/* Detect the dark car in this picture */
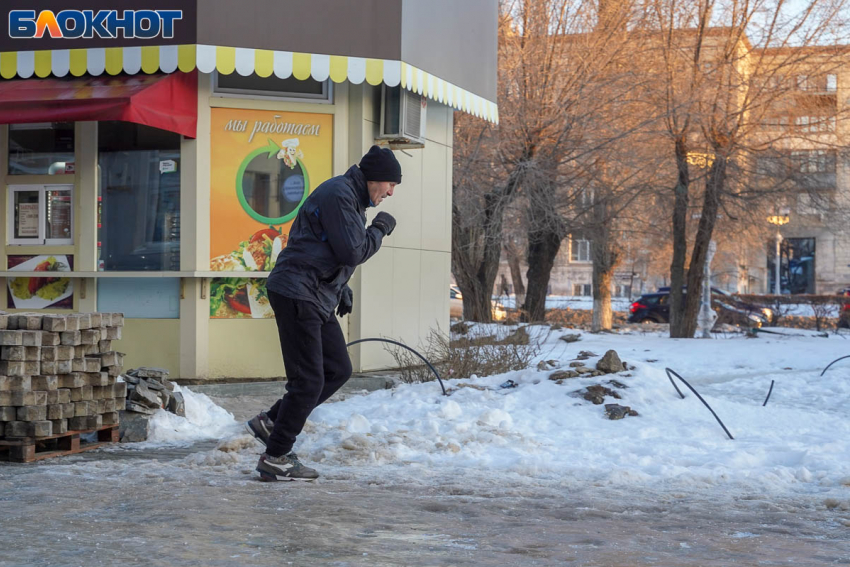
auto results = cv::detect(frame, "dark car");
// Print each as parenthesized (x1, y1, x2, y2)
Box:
(628, 293, 670, 324)
(628, 288, 772, 327)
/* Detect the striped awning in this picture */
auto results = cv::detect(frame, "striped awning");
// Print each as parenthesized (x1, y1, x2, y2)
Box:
(0, 45, 499, 123)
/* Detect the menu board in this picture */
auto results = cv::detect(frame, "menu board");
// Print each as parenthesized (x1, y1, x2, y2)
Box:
(17, 203, 39, 237)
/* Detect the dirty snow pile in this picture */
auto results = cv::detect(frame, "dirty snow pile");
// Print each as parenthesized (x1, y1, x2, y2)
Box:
(146, 384, 238, 444)
(144, 325, 850, 493)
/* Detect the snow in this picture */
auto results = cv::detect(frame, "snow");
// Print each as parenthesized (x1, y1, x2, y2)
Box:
(127, 325, 850, 498)
(496, 294, 633, 311)
(145, 384, 238, 444)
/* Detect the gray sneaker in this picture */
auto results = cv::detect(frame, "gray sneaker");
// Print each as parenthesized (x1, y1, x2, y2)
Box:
(257, 452, 319, 482)
(245, 412, 274, 446)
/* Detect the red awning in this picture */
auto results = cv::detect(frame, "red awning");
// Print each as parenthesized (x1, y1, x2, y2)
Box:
(0, 71, 197, 139)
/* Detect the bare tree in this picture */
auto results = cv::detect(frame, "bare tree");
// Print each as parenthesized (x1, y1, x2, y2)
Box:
(516, 0, 653, 322)
(644, 0, 850, 337)
(452, 0, 561, 322)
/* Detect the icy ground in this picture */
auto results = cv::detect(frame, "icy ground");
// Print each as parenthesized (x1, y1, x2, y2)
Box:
(2, 325, 850, 566)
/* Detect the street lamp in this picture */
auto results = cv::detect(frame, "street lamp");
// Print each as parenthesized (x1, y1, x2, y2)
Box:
(767, 208, 791, 295)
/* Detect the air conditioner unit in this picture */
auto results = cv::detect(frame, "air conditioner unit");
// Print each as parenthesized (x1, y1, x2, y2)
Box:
(378, 85, 427, 148)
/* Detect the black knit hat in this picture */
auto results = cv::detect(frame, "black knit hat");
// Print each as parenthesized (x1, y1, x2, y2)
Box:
(359, 145, 402, 184)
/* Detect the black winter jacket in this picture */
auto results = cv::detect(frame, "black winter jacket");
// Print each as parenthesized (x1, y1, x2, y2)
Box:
(266, 165, 385, 317)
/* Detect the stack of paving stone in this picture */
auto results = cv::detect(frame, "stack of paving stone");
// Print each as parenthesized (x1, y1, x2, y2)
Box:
(0, 312, 127, 440)
(124, 367, 184, 416)
(119, 367, 184, 443)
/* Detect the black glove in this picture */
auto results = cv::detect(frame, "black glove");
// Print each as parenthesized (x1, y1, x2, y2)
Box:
(337, 286, 353, 317)
(371, 211, 397, 237)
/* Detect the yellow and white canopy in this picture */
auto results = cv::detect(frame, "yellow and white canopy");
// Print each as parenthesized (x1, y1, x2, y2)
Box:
(0, 44, 499, 123)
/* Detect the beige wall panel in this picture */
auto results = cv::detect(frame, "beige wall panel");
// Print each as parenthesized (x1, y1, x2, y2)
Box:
(75, 122, 98, 273)
(445, 135, 453, 246)
(361, 121, 379, 158)
(355, 244, 395, 370)
(357, 247, 426, 370)
(179, 74, 213, 380)
(421, 142, 450, 253)
(391, 247, 424, 345)
(208, 319, 284, 379)
(424, 102, 451, 147)
(387, 149, 424, 251)
(362, 85, 380, 125)
(419, 250, 451, 340)
(115, 320, 181, 379)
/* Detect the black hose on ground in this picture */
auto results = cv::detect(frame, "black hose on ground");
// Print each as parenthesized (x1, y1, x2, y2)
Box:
(753, 328, 791, 336)
(664, 367, 735, 440)
(665, 368, 686, 399)
(820, 355, 850, 377)
(346, 338, 447, 396)
(763, 380, 775, 407)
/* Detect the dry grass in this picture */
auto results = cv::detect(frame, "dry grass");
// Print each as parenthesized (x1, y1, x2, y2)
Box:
(386, 327, 543, 384)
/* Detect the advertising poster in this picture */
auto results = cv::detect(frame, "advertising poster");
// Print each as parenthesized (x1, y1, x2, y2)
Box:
(7, 255, 74, 310)
(209, 109, 334, 318)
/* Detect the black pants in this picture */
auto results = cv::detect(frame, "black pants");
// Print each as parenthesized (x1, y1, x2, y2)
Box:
(265, 291, 352, 457)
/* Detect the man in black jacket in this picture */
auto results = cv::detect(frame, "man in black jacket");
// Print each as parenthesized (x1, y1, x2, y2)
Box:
(246, 145, 400, 481)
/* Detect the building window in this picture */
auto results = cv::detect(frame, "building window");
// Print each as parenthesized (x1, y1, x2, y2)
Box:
(98, 122, 181, 271)
(570, 238, 591, 263)
(7, 185, 74, 245)
(614, 284, 631, 298)
(8, 122, 75, 176)
(797, 74, 837, 93)
(794, 115, 836, 133)
(213, 72, 332, 103)
(97, 278, 180, 319)
(757, 154, 788, 177)
(573, 284, 592, 297)
(791, 150, 836, 173)
(826, 74, 837, 92)
(762, 115, 789, 131)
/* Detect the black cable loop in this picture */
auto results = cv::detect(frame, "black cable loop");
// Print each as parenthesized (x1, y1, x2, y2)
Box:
(821, 355, 850, 377)
(665, 368, 734, 440)
(347, 338, 447, 396)
(762, 380, 775, 407)
(665, 368, 686, 399)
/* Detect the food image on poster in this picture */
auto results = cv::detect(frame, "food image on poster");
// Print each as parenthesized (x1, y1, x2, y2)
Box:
(209, 226, 285, 319)
(7, 255, 74, 310)
(209, 109, 333, 319)
(209, 278, 274, 319)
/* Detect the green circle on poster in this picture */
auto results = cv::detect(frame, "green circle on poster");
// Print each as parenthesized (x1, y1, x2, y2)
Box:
(235, 142, 310, 224)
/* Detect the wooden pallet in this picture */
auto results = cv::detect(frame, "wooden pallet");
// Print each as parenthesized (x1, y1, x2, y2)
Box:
(0, 425, 119, 463)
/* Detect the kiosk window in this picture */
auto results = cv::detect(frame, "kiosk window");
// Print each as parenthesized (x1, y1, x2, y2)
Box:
(214, 72, 331, 102)
(7, 185, 73, 245)
(8, 122, 75, 175)
(98, 122, 181, 271)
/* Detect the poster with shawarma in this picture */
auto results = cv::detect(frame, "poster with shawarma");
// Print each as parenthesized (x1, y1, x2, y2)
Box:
(208, 108, 334, 319)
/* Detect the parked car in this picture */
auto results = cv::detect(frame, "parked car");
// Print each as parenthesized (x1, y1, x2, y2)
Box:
(450, 285, 507, 321)
(628, 288, 772, 327)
